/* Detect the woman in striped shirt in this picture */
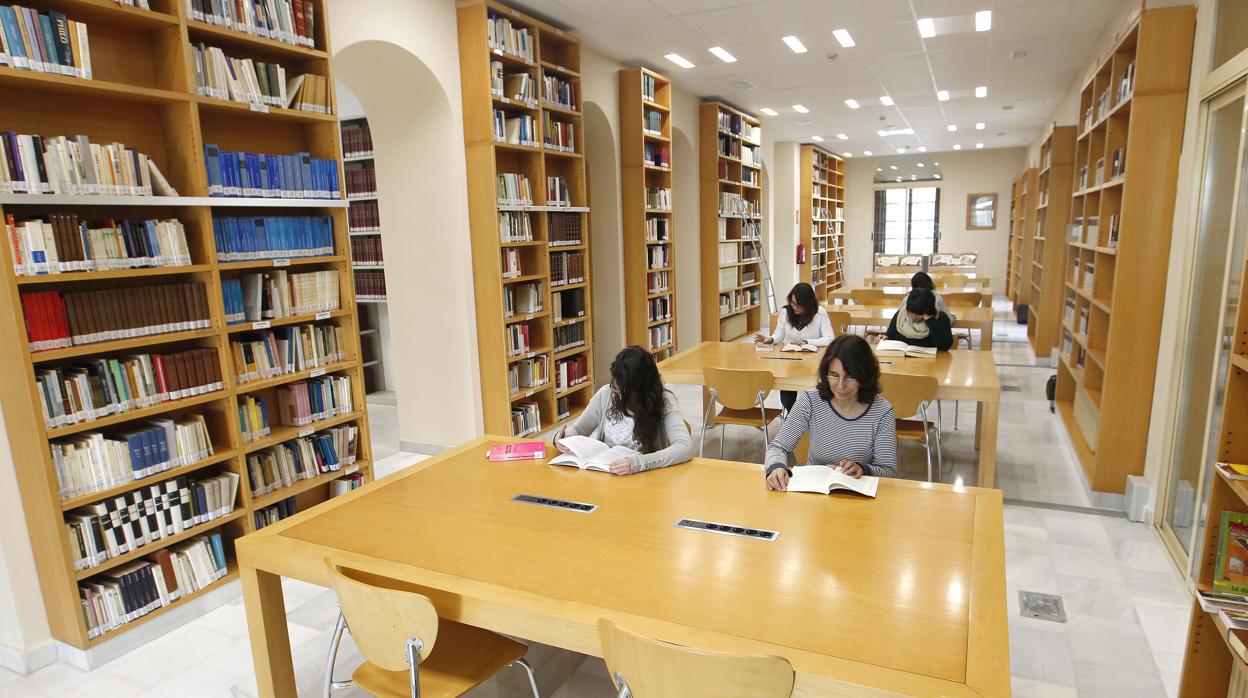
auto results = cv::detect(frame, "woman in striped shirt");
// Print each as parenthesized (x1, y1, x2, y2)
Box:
(764, 334, 898, 490)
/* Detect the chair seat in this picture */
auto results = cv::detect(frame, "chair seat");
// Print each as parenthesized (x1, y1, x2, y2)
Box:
(896, 418, 935, 441)
(712, 406, 783, 427)
(352, 620, 527, 698)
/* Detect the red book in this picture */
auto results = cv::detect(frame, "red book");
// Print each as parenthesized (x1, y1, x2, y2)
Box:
(152, 354, 168, 395)
(485, 442, 546, 461)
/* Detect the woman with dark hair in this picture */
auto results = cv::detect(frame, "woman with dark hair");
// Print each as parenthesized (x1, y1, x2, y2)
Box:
(904, 271, 953, 320)
(764, 335, 897, 490)
(754, 282, 836, 412)
(884, 288, 954, 351)
(551, 346, 692, 474)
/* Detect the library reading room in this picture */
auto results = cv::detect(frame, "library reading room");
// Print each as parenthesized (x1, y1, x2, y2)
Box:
(0, 0, 1245, 696)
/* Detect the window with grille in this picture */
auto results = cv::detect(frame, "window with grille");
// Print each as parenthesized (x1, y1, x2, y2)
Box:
(873, 187, 941, 254)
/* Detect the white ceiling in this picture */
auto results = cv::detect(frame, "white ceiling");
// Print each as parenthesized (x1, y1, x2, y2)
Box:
(511, 0, 1121, 155)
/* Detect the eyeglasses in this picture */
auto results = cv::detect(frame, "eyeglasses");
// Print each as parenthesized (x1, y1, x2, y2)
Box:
(825, 372, 858, 386)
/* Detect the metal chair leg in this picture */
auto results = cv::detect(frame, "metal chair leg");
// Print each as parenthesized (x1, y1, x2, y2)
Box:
(934, 416, 944, 482)
(720, 423, 726, 460)
(511, 658, 542, 697)
(324, 609, 356, 697)
(700, 394, 717, 458)
(954, 400, 960, 430)
(937, 400, 943, 430)
(759, 392, 770, 461)
(921, 402, 933, 483)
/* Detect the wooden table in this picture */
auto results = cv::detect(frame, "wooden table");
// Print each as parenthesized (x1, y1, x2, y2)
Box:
(836, 305, 996, 349)
(865, 273, 991, 288)
(828, 286, 992, 306)
(238, 437, 1009, 698)
(659, 342, 1001, 488)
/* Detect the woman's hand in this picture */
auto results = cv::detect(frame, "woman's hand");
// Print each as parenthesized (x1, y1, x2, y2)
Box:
(834, 460, 864, 478)
(608, 458, 633, 476)
(793, 337, 807, 346)
(553, 427, 570, 453)
(766, 468, 790, 491)
(753, 334, 773, 344)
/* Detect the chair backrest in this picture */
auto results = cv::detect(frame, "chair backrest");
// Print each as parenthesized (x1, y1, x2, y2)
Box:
(703, 367, 774, 410)
(597, 619, 794, 698)
(827, 310, 852, 336)
(326, 559, 439, 671)
(884, 373, 940, 420)
(943, 291, 983, 308)
(939, 274, 969, 288)
(848, 288, 885, 305)
(792, 430, 810, 465)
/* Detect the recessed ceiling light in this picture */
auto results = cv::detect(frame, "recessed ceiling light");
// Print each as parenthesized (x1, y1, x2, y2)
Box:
(896, 177, 903, 182)
(664, 53, 694, 69)
(917, 163, 925, 168)
(863, 150, 873, 156)
(792, 104, 809, 113)
(918, 146, 927, 152)
(876, 167, 882, 172)
(975, 85, 988, 98)
(843, 152, 853, 157)
(810, 135, 824, 142)
(917, 17, 936, 38)
(889, 165, 899, 170)
(937, 90, 950, 101)
(976, 142, 984, 148)
(896, 147, 906, 153)
(975, 122, 985, 130)
(953, 144, 962, 150)
(782, 35, 808, 53)
(708, 46, 737, 63)
(833, 29, 855, 48)
(911, 174, 917, 179)
(947, 124, 957, 132)
(934, 174, 942, 179)
(880, 95, 894, 106)
(878, 128, 914, 136)
(845, 99, 860, 109)
(836, 133, 848, 140)
(760, 107, 778, 116)
(933, 162, 939, 166)
(975, 10, 991, 32)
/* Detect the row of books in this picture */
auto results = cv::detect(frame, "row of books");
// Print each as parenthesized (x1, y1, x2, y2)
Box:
(648, 245, 670, 270)
(214, 215, 334, 262)
(285, 74, 332, 115)
(23, 283, 211, 353)
(644, 142, 670, 168)
(329, 472, 363, 497)
(648, 295, 671, 322)
(192, 43, 298, 109)
(504, 281, 541, 316)
(492, 68, 536, 105)
(246, 425, 358, 497)
(511, 401, 540, 437)
(187, 0, 317, 49)
(741, 144, 760, 167)
(552, 288, 583, 322)
(0, 133, 175, 196)
(347, 199, 380, 233)
(542, 75, 577, 111)
(553, 322, 584, 352)
(350, 236, 383, 267)
(719, 192, 760, 217)
(341, 123, 373, 159)
(276, 375, 352, 427)
(556, 396, 572, 422)
(547, 176, 571, 206)
(36, 349, 223, 431)
(646, 217, 669, 242)
(499, 211, 533, 243)
(717, 110, 741, 135)
(550, 250, 584, 287)
(649, 323, 672, 350)
(543, 113, 575, 152)
(486, 12, 533, 62)
(509, 355, 547, 393)
(0, 5, 92, 78)
(506, 321, 535, 356)
(646, 187, 671, 210)
(51, 414, 214, 502)
(8, 215, 192, 276)
(345, 168, 377, 198)
(644, 109, 662, 134)
(550, 212, 582, 245)
(494, 110, 537, 147)
(648, 270, 670, 294)
(80, 532, 227, 639)
(66, 472, 238, 571)
(718, 242, 738, 264)
(231, 323, 346, 383)
(501, 247, 522, 278)
(354, 268, 386, 301)
(254, 497, 295, 529)
(497, 172, 532, 206)
(238, 394, 270, 442)
(204, 145, 340, 199)
(718, 134, 740, 159)
(221, 270, 340, 325)
(641, 73, 658, 101)
(555, 355, 587, 392)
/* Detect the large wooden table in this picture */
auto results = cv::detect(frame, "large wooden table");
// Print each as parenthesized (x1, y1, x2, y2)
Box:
(865, 272, 991, 288)
(828, 286, 992, 306)
(238, 437, 1009, 697)
(837, 306, 996, 349)
(659, 342, 1001, 488)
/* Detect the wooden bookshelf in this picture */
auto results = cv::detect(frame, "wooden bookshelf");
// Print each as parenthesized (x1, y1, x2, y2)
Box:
(0, 0, 373, 650)
(799, 144, 845, 299)
(1178, 254, 1248, 694)
(700, 101, 764, 341)
(1028, 125, 1076, 359)
(1053, 6, 1195, 493)
(1007, 168, 1039, 313)
(619, 68, 675, 360)
(456, 0, 595, 436)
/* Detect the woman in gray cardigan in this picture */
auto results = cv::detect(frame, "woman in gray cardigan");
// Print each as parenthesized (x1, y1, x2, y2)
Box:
(552, 346, 692, 474)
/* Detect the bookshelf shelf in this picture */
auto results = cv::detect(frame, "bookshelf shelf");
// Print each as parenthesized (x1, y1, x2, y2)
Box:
(248, 462, 366, 510)
(799, 144, 846, 299)
(0, 0, 373, 650)
(218, 255, 345, 271)
(233, 359, 357, 393)
(701, 101, 765, 342)
(1052, 6, 1195, 494)
(225, 308, 351, 333)
(240, 410, 364, 454)
(1028, 126, 1076, 358)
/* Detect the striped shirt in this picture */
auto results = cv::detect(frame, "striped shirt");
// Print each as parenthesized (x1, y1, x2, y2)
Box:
(765, 391, 898, 478)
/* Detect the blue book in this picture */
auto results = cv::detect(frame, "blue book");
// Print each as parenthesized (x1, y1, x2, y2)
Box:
(122, 432, 145, 475)
(237, 153, 251, 197)
(299, 153, 312, 198)
(0, 7, 28, 69)
(209, 533, 226, 569)
(204, 145, 223, 195)
(220, 150, 234, 196)
(257, 156, 269, 196)
(37, 12, 62, 75)
(153, 426, 169, 467)
(246, 152, 261, 195)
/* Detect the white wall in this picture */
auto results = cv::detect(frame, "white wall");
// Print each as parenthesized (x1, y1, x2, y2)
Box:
(671, 88, 702, 349)
(0, 401, 50, 666)
(844, 148, 1027, 294)
(770, 142, 800, 299)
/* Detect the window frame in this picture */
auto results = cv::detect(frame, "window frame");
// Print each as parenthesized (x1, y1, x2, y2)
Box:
(872, 185, 942, 255)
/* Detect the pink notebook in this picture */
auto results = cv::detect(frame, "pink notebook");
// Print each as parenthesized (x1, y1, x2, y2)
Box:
(485, 441, 547, 462)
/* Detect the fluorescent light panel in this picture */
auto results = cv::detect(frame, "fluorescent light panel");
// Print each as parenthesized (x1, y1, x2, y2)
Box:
(976, 142, 984, 148)
(664, 53, 694, 69)
(845, 99, 860, 109)
(947, 124, 957, 132)
(896, 148, 906, 153)
(937, 90, 950, 101)
(810, 135, 824, 142)
(878, 128, 913, 136)
(975, 10, 991, 32)
(975, 85, 987, 98)
(792, 104, 809, 113)
(880, 95, 894, 106)
(863, 150, 872, 156)
(953, 144, 962, 150)
(836, 133, 848, 140)
(842, 152, 853, 157)
(975, 122, 985, 130)
(760, 107, 778, 116)
(918, 146, 927, 152)
(708, 46, 737, 63)
(782, 35, 807, 53)
(889, 165, 898, 170)
(917, 17, 936, 38)
(833, 29, 855, 48)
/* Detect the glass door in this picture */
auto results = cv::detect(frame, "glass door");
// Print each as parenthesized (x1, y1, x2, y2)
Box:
(1160, 81, 1248, 564)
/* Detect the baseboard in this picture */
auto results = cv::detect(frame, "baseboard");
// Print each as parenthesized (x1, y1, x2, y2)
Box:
(0, 638, 57, 675)
(399, 439, 447, 456)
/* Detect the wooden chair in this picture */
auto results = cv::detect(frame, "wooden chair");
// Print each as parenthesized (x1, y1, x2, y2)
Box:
(848, 288, 885, 305)
(939, 273, 969, 288)
(943, 291, 984, 308)
(323, 559, 541, 698)
(701, 367, 782, 460)
(597, 619, 794, 698)
(886, 374, 942, 482)
(827, 309, 852, 336)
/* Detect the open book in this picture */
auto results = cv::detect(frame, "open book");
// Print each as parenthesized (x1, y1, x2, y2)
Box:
(550, 435, 639, 472)
(781, 343, 818, 353)
(787, 465, 880, 497)
(874, 340, 937, 358)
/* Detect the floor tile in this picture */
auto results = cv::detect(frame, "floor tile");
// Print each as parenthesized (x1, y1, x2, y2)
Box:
(1073, 661, 1168, 698)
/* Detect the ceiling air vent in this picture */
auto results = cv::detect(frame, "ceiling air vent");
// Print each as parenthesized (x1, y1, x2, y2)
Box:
(729, 79, 756, 90)
(1009, 49, 1029, 60)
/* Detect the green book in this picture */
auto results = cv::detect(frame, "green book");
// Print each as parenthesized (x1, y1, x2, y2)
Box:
(1214, 511, 1248, 597)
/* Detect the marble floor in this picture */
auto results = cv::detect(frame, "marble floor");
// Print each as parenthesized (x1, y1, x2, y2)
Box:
(0, 299, 1193, 697)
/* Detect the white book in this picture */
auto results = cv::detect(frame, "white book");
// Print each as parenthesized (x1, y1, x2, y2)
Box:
(781, 343, 818, 353)
(549, 435, 638, 472)
(787, 465, 880, 498)
(873, 340, 937, 358)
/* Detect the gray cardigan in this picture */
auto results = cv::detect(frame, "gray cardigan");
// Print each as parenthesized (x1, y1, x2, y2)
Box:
(561, 385, 692, 472)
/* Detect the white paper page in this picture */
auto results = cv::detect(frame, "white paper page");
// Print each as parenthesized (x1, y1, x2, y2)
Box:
(584, 445, 641, 471)
(550, 434, 610, 468)
(786, 465, 834, 494)
(827, 469, 880, 497)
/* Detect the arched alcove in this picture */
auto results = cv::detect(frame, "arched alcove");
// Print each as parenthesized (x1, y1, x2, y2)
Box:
(583, 100, 625, 384)
(671, 127, 699, 347)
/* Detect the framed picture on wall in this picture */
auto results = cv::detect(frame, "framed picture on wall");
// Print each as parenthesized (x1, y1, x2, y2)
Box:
(966, 193, 998, 230)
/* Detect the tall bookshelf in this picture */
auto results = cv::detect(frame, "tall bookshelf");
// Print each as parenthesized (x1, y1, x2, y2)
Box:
(1027, 125, 1076, 359)
(1054, 6, 1195, 493)
(339, 116, 391, 401)
(0, 0, 372, 650)
(619, 68, 675, 360)
(700, 101, 764, 342)
(456, 0, 595, 437)
(799, 144, 845, 299)
(1008, 168, 1039, 314)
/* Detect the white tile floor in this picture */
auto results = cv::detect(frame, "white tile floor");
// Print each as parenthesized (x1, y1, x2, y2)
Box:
(0, 301, 1193, 696)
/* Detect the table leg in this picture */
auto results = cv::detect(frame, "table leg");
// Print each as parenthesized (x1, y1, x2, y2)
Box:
(242, 565, 297, 698)
(977, 401, 999, 488)
(980, 322, 993, 350)
(975, 402, 984, 447)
